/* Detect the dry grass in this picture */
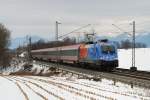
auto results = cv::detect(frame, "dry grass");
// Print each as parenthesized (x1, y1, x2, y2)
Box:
(10, 71, 34, 75)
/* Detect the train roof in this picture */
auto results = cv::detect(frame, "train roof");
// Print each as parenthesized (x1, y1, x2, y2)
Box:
(31, 44, 81, 52)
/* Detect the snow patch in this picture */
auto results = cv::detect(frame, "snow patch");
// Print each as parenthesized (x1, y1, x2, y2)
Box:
(118, 48, 150, 71)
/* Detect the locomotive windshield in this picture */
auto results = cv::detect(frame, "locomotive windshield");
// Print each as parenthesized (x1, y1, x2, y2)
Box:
(101, 45, 115, 54)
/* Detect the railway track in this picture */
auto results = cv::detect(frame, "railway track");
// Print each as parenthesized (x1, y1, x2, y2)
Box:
(34, 60, 150, 88)
(113, 68, 150, 81)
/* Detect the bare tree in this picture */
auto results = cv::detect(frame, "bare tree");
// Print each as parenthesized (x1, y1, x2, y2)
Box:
(0, 23, 11, 68)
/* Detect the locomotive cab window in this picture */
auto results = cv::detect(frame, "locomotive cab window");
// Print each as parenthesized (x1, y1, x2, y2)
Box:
(101, 45, 115, 54)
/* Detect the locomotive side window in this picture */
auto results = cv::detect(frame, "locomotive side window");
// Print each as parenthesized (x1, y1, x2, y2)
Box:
(101, 45, 115, 54)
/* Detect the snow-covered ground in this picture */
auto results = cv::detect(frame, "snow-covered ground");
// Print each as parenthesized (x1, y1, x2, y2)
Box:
(118, 48, 150, 71)
(0, 75, 150, 100)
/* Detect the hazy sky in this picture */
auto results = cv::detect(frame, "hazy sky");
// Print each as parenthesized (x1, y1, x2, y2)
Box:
(0, 0, 150, 40)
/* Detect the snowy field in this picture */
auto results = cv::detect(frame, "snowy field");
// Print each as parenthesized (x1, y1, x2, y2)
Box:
(118, 48, 150, 71)
(0, 75, 150, 100)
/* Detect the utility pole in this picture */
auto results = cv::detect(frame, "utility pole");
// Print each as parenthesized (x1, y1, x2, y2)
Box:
(85, 32, 95, 43)
(130, 21, 137, 71)
(55, 21, 61, 66)
(29, 37, 32, 61)
(56, 21, 61, 41)
(112, 22, 137, 71)
(27, 36, 32, 64)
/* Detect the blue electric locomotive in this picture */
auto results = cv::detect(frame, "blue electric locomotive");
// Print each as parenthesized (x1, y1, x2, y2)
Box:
(79, 39, 118, 71)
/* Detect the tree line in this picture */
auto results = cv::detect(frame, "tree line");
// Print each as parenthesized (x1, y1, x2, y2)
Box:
(117, 39, 147, 49)
(16, 35, 147, 55)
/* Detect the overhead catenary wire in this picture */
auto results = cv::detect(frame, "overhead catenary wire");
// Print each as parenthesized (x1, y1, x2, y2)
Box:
(58, 24, 91, 39)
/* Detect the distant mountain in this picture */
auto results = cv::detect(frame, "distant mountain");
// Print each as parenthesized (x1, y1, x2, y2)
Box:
(10, 36, 45, 49)
(136, 33, 150, 47)
(96, 32, 150, 47)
